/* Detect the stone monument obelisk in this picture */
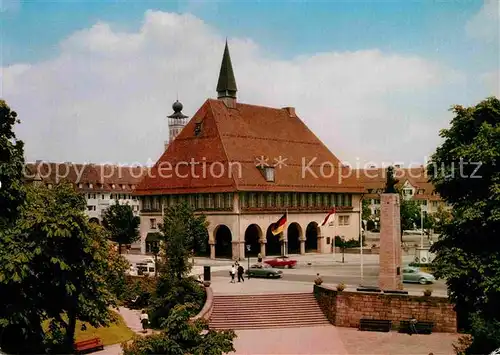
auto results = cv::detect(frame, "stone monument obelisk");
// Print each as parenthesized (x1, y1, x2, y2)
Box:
(378, 166, 403, 290)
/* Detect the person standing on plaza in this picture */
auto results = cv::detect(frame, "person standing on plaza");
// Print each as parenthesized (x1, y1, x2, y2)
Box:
(237, 264, 245, 282)
(230, 264, 236, 283)
(257, 253, 263, 264)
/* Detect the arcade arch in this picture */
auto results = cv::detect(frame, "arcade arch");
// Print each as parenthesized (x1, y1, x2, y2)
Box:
(214, 224, 232, 258)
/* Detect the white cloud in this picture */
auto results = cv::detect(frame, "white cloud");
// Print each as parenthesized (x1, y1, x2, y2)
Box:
(466, 0, 500, 42)
(0, 10, 480, 167)
(480, 70, 500, 96)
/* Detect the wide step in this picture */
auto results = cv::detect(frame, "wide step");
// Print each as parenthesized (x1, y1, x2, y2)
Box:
(209, 292, 329, 330)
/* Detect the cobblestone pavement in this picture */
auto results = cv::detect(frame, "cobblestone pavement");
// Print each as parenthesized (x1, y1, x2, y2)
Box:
(232, 326, 458, 355)
(232, 326, 348, 354)
(337, 327, 459, 355)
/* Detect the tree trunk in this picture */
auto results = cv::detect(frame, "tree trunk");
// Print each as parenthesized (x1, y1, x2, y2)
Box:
(118, 242, 122, 254)
(64, 308, 77, 353)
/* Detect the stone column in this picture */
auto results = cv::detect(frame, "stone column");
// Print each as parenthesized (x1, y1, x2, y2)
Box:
(281, 230, 288, 256)
(231, 241, 240, 261)
(209, 243, 215, 260)
(299, 238, 306, 255)
(260, 240, 266, 257)
(379, 193, 403, 290)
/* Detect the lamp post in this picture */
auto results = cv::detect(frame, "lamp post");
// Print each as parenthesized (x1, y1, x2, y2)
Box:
(246, 244, 251, 279)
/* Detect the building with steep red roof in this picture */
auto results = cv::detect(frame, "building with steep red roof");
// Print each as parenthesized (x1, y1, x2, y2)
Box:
(135, 42, 364, 259)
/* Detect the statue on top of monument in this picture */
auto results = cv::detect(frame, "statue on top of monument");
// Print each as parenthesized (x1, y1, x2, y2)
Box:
(384, 166, 399, 193)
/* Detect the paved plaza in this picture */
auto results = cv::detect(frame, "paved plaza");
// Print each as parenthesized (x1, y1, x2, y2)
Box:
(108, 253, 456, 354)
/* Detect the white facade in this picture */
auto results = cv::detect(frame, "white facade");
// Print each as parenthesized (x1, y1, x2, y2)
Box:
(84, 191, 140, 223)
(139, 193, 362, 259)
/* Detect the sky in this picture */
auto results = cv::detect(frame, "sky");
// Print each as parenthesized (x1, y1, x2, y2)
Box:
(1, 0, 499, 167)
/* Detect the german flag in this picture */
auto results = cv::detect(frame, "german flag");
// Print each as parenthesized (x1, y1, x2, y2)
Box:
(271, 213, 287, 235)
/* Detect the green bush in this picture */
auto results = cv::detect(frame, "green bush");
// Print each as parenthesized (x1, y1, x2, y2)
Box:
(149, 276, 205, 329)
(122, 304, 236, 355)
(335, 236, 361, 248)
(121, 276, 158, 309)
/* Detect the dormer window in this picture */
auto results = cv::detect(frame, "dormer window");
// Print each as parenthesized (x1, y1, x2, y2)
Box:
(89, 183, 93, 189)
(264, 167, 275, 182)
(78, 183, 83, 189)
(194, 122, 202, 136)
(112, 184, 115, 189)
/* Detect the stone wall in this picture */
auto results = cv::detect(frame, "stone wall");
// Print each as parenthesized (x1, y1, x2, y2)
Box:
(314, 285, 456, 333)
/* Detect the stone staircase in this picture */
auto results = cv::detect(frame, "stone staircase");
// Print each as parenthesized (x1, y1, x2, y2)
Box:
(209, 292, 330, 330)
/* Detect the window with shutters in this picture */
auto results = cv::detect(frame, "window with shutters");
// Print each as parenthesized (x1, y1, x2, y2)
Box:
(283, 193, 290, 207)
(215, 193, 224, 209)
(249, 193, 257, 208)
(316, 194, 322, 207)
(207, 194, 214, 209)
(300, 193, 306, 207)
(225, 193, 232, 209)
(308, 193, 314, 207)
(346, 194, 352, 206)
(196, 195, 204, 209)
(240, 193, 247, 209)
(276, 193, 282, 208)
(292, 193, 298, 208)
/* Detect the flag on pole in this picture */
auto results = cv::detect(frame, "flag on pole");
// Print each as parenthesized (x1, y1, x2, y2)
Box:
(321, 207, 336, 226)
(271, 213, 287, 235)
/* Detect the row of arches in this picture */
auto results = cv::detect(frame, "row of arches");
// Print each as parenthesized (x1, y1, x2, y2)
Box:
(212, 222, 320, 258)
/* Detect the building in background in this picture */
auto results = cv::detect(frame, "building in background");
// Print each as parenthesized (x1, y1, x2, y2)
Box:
(134, 42, 364, 258)
(24, 161, 147, 229)
(358, 166, 450, 219)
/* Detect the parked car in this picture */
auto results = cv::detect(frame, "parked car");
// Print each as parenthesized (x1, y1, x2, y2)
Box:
(264, 256, 297, 268)
(245, 264, 283, 278)
(402, 266, 435, 284)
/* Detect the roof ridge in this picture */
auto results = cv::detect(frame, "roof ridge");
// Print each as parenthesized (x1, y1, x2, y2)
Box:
(207, 100, 239, 191)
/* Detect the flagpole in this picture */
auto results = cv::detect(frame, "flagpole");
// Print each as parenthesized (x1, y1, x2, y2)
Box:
(359, 196, 364, 285)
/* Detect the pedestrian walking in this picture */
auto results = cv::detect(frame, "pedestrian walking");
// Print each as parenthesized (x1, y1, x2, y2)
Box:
(257, 253, 263, 263)
(237, 264, 245, 282)
(230, 265, 236, 283)
(140, 310, 149, 333)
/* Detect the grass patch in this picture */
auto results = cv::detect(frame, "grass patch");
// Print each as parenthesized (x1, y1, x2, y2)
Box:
(75, 312, 134, 346)
(44, 311, 134, 346)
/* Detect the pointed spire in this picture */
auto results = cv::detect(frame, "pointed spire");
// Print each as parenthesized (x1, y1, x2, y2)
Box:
(216, 40, 237, 100)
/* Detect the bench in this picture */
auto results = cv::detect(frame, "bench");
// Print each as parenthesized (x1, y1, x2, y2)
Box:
(74, 337, 104, 354)
(399, 320, 434, 334)
(383, 289, 408, 295)
(357, 286, 381, 293)
(359, 319, 392, 332)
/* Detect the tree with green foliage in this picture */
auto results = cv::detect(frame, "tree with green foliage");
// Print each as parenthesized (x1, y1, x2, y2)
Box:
(122, 304, 236, 355)
(362, 198, 371, 221)
(0, 100, 25, 229)
(0, 183, 119, 353)
(433, 204, 452, 233)
(102, 201, 140, 254)
(146, 203, 209, 328)
(160, 202, 209, 281)
(400, 197, 420, 232)
(428, 97, 500, 354)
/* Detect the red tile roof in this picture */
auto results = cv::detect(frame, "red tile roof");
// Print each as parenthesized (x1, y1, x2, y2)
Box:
(356, 167, 442, 201)
(135, 99, 364, 195)
(24, 162, 148, 193)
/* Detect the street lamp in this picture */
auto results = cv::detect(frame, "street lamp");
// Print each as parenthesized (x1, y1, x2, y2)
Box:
(246, 244, 251, 279)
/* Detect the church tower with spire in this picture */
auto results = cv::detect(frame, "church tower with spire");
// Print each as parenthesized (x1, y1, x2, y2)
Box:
(216, 40, 238, 108)
(165, 100, 188, 151)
